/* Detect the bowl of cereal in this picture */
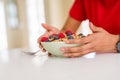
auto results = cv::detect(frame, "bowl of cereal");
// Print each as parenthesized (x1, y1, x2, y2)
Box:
(41, 42, 82, 57)
(40, 30, 84, 57)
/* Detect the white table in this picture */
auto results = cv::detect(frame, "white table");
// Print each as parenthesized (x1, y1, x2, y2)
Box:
(0, 49, 120, 80)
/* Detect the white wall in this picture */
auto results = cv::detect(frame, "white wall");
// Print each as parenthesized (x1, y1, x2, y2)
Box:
(0, 0, 7, 50)
(44, 0, 74, 30)
(5, 0, 46, 50)
(5, 0, 29, 49)
(44, 0, 92, 35)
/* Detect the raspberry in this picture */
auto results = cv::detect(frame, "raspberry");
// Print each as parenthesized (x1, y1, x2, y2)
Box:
(58, 33, 65, 38)
(52, 34, 57, 37)
(41, 37, 49, 42)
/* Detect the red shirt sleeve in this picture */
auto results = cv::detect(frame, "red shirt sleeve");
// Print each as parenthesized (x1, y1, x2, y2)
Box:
(69, 0, 86, 21)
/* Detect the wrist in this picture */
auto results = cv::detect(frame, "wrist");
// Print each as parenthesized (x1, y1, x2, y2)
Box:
(116, 35, 120, 53)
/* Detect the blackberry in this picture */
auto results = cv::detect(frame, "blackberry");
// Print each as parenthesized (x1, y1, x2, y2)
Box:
(68, 36, 74, 39)
(78, 33, 83, 36)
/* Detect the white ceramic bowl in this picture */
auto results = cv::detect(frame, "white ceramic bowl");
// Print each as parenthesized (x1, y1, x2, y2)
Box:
(41, 42, 82, 57)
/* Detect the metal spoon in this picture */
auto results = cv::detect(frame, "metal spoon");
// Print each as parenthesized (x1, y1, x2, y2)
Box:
(22, 48, 47, 55)
(22, 50, 41, 55)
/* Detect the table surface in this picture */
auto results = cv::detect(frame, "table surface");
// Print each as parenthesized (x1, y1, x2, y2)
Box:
(0, 49, 120, 80)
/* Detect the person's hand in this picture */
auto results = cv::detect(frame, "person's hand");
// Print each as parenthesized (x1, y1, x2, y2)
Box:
(61, 22, 119, 58)
(37, 23, 60, 48)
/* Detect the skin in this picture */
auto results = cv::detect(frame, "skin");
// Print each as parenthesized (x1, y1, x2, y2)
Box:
(61, 22, 119, 58)
(37, 17, 79, 48)
(37, 17, 80, 43)
(37, 23, 60, 48)
(38, 16, 119, 58)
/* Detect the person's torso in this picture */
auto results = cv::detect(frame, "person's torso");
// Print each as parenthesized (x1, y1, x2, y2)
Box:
(83, 0, 120, 34)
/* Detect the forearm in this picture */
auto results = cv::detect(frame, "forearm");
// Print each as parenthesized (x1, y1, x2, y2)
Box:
(61, 16, 81, 33)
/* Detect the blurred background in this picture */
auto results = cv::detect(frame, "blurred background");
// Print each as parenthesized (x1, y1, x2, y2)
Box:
(0, 0, 74, 51)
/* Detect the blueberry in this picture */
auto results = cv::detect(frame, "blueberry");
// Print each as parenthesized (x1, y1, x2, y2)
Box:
(49, 35, 53, 39)
(66, 32, 72, 36)
(65, 30, 73, 36)
(46, 39, 50, 42)
(68, 36, 74, 39)
(54, 35, 59, 40)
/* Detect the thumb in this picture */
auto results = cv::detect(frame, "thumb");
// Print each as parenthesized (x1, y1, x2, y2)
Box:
(41, 23, 52, 31)
(89, 22, 102, 32)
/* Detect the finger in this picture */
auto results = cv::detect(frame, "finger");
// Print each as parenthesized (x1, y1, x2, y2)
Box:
(64, 49, 94, 57)
(61, 43, 93, 53)
(41, 23, 52, 31)
(61, 46, 81, 53)
(65, 35, 95, 44)
(37, 36, 42, 43)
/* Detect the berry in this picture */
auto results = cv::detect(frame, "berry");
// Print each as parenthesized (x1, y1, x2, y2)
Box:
(78, 33, 83, 36)
(49, 35, 54, 41)
(49, 35, 53, 39)
(46, 40, 50, 42)
(54, 35, 59, 40)
(68, 35, 74, 39)
(51, 34, 59, 40)
(58, 33, 65, 38)
(78, 33, 85, 38)
(52, 34, 57, 37)
(65, 30, 73, 36)
(41, 37, 49, 42)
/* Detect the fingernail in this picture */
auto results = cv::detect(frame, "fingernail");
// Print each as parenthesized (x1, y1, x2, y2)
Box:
(60, 48, 65, 52)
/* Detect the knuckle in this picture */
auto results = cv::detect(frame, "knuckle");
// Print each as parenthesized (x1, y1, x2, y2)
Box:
(81, 38, 87, 44)
(76, 53, 83, 57)
(79, 46, 85, 51)
(71, 53, 78, 57)
(68, 40, 74, 43)
(71, 39, 79, 43)
(81, 52, 86, 55)
(67, 48, 72, 52)
(65, 48, 71, 52)
(73, 48, 79, 52)
(80, 38, 84, 42)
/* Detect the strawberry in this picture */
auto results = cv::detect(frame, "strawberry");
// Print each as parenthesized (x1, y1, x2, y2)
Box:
(41, 37, 49, 42)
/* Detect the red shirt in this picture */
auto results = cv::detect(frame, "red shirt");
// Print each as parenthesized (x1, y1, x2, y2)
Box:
(69, 0, 120, 34)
